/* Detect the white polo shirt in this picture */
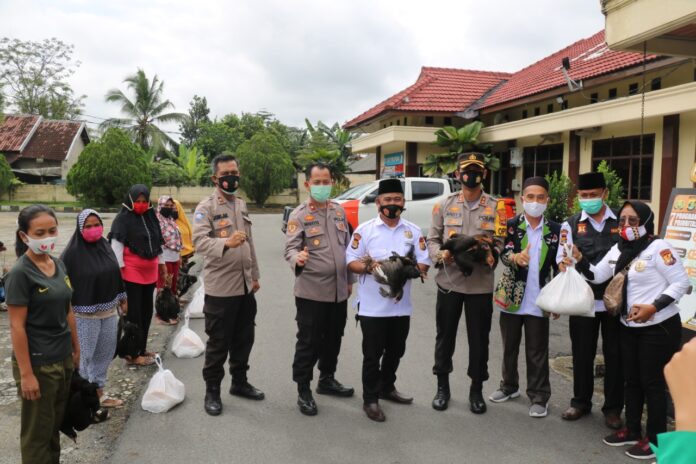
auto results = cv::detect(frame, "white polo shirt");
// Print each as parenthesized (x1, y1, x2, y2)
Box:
(556, 206, 617, 313)
(587, 239, 690, 328)
(346, 217, 431, 317)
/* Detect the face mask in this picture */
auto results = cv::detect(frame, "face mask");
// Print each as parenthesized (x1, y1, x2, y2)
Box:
(217, 175, 239, 195)
(523, 201, 547, 218)
(579, 198, 604, 215)
(380, 204, 404, 219)
(620, 225, 647, 242)
(310, 185, 332, 203)
(23, 235, 57, 254)
(82, 226, 103, 243)
(460, 170, 483, 189)
(160, 208, 179, 220)
(133, 202, 149, 215)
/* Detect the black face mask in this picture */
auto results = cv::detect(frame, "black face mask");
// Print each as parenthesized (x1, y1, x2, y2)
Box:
(161, 208, 179, 220)
(460, 170, 483, 188)
(380, 204, 404, 219)
(217, 175, 239, 195)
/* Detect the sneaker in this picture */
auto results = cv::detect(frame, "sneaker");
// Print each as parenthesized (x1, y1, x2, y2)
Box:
(603, 428, 641, 447)
(529, 403, 548, 418)
(625, 437, 655, 460)
(489, 389, 521, 403)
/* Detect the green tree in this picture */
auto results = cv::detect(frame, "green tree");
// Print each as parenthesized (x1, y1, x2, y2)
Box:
(571, 160, 625, 212)
(197, 121, 242, 159)
(0, 154, 16, 196)
(101, 69, 186, 151)
(423, 121, 500, 175)
(296, 147, 349, 188)
(545, 171, 574, 223)
(0, 38, 85, 119)
(236, 131, 294, 207)
(66, 128, 151, 205)
(179, 95, 210, 146)
(151, 160, 188, 187)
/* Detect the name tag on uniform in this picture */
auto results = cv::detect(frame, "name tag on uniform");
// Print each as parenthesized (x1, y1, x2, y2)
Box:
(213, 213, 229, 221)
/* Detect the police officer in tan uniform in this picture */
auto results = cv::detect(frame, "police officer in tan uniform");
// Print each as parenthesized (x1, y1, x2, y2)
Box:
(427, 152, 503, 414)
(193, 153, 264, 416)
(285, 163, 354, 417)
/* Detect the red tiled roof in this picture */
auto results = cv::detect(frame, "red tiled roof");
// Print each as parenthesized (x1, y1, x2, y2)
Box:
(344, 67, 511, 128)
(479, 30, 660, 109)
(21, 120, 88, 161)
(0, 115, 41, 152)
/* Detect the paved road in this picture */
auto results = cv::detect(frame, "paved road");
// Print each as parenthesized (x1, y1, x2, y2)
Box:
(109, 214, 622, 464)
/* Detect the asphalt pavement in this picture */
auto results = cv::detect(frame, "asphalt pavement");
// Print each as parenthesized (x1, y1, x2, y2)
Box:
(108, 213, 624, 464)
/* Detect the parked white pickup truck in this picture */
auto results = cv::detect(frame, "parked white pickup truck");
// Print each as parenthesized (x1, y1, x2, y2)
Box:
(333, 177, 460, 234)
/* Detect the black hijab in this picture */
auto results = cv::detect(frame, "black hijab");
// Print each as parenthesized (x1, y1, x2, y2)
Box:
(109, 184, 163, 259)
(60, 210, 125, 309)
(615, 200, 655, 273)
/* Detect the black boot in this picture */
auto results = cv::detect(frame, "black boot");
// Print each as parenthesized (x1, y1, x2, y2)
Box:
(230, 380, 265, 400)
(204, 384, 222, 416)
(317, 374, 354, 397)
(469, 383, 487, 415)
(297, 384, 318, 416)
(432, 375, 450, 411)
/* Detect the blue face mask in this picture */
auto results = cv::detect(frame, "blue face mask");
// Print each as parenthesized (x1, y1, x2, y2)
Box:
(310, 185, 332, 202)
(579, 198, 604, 215)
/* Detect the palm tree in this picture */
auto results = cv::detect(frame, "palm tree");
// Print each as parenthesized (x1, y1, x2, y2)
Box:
(423, 121, 500, 176)
(101, 69, 187, 151)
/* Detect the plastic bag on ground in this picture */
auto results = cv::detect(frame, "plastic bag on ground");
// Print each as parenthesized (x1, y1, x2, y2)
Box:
(141, 355, 186, 413)
(171, 313, 205, 358)
(187, 277, 205, 319)
(536, 246, 594, 317)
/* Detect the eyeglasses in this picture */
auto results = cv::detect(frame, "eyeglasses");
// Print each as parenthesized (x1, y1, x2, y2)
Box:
(618, 216, 640, 226)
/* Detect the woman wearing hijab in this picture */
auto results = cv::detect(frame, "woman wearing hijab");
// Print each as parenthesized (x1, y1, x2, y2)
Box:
(568, 200, 690, 461)
(173, 199, 194, 263)
(155, 196, 182, 324)
(109, 185, 165, 366)
(61, 209, 127, 408)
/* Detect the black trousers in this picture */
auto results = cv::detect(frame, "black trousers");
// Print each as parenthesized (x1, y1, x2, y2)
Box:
(569, 311, 623, 414)
(621, 314, 681, 444)
(124, 280, 156, 356)
(499, 312, 551, 405)
(359, 315, 410, 404)
(433, 289, 493, 390)
(292, 298, 347, 385)
(202, 292, 257, 386)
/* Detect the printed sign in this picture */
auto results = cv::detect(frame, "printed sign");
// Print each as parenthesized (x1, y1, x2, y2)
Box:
(661, 189, 696, 331)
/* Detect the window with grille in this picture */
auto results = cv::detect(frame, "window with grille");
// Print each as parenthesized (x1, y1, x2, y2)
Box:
(522, 144, 564, 180)
(591, 135, 654, 200)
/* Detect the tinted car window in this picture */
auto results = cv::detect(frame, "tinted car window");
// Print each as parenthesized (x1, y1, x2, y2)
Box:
(411, 181, 443, 201)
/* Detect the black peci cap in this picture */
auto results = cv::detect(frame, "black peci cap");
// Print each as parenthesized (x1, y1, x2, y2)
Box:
(378, 178, 403, 195)
(578, 172, 606, 190)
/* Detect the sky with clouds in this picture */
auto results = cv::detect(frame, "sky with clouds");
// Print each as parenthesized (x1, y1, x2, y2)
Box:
(0, 0, 605, 134)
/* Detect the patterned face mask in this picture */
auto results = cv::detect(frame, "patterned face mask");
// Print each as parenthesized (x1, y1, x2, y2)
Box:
(619, 225, 647, 242)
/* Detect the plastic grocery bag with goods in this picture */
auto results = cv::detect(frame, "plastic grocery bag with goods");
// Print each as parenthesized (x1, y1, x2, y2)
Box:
(186, 277, 205, 319)
(171, 313, 205, 358)
(535, 245, 594, 317)
(141, 355, 186, 413)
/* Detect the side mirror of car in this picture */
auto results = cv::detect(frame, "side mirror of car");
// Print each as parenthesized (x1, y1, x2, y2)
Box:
(362, 193, 377, 204)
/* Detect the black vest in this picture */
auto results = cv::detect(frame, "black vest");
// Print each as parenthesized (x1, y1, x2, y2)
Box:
(567, 209, 620, 300)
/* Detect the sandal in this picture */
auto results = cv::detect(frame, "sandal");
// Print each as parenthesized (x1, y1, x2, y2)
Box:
(100, 396, 124, 408)
(126, 355, 155, 366)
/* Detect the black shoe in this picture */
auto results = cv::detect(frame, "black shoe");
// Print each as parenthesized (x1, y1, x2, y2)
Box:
(432, 386, 450, 411)
(469, 391, 487, 414)
(230, 382, 265, 400)
(316, 376, 354, 398)
(297, 391, 318, 416)
(204, 387, 222, 416)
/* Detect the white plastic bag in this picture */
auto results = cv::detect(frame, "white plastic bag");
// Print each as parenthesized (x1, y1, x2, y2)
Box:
(187, 277, 205, 319)
(536, 245, 594, 317)
(141, 355, 186, 413)
(172, 313, 205, 358)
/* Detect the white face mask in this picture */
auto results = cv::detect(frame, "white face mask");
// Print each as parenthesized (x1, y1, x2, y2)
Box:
(23, 235, 57, 255)
(523, 201, 547, 218)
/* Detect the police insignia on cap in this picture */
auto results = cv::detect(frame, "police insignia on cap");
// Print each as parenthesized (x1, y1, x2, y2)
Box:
(469, 154, 476, 160)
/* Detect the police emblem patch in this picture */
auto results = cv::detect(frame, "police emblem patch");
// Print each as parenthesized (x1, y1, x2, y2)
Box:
(404, 230, 413, 239)
(419, 236, 426, 250)
(660, 249, 676, 266)
(351, 233, 361, 250)
(287, 220, 299, 234)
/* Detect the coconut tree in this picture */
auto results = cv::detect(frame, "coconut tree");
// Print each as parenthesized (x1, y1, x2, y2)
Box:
(101, 69, 187, 151)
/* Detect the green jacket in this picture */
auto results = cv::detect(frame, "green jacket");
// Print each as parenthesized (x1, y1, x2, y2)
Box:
(651, 431, 696, 463)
